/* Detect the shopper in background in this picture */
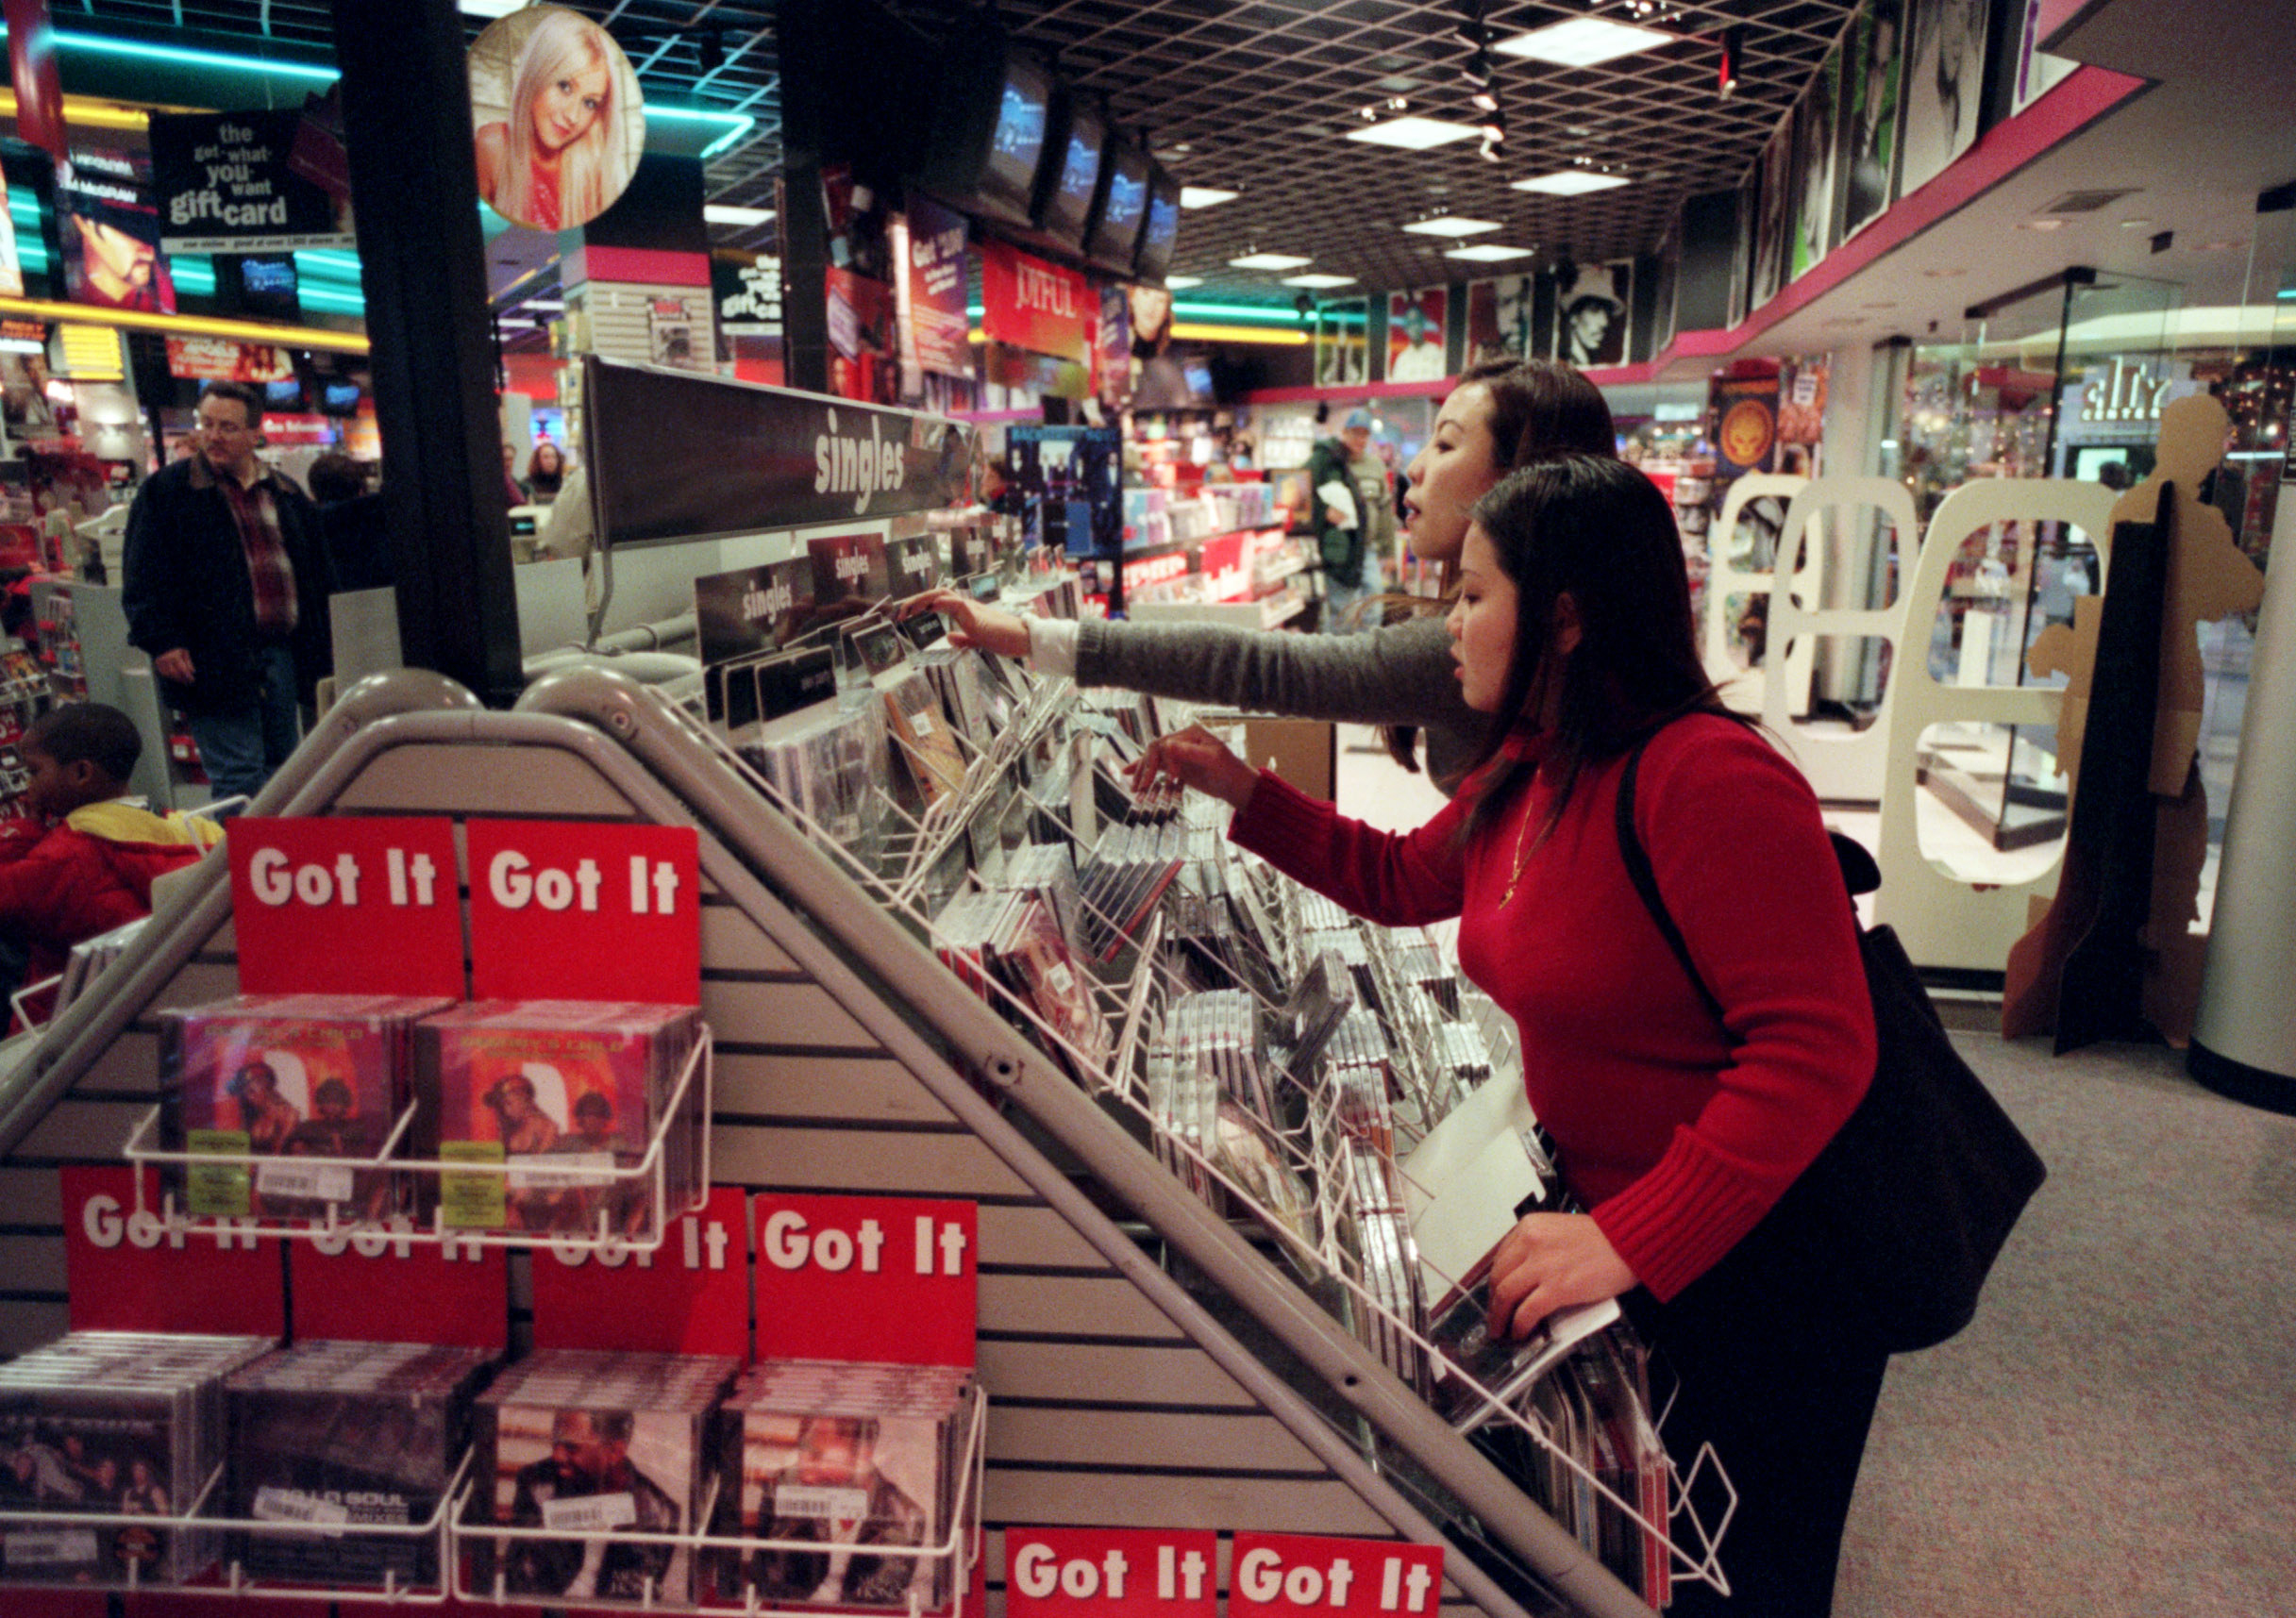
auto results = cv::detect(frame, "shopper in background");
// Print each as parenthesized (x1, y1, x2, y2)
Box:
(527, 440, 569, 503)
(122, 380, 335, 804)
(307, 451, 393, 593)
(1341, 409, 1399, 609)
(503, 442, 531, 505)
(1306, 412, 1372, 633)
(906, 358, 1616, 792)
(1131, 452, 1882, 1617)
(0, 704, 221, 1028)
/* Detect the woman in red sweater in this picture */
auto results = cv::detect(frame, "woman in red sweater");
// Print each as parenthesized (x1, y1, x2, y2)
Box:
(1136, 452, 1883, 1617)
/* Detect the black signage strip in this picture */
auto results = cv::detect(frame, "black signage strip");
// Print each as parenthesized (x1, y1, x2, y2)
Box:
(584, 356, 975, 549)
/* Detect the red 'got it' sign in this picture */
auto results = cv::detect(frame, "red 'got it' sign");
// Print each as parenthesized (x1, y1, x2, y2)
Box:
(1004, 1526, 1218, 1618)
(754, 1193, 977, 1368)
(1227, 1534, 1446, 1618)
(227, 817, 464, 998)
(465, 820, 701, 1004)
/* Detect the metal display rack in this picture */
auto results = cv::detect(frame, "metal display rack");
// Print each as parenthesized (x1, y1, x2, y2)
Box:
(0, 659, 1698, 1618)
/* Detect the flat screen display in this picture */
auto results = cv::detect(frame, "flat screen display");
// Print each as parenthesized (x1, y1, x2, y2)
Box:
(319, 380, 362, 415)
(976, 50, 1054, 227)
(1134, 166, 1181, 282)
(1086, 133, 1148, 271)
(263, 378, 305, 409)
(1035, 98, 1104, 250)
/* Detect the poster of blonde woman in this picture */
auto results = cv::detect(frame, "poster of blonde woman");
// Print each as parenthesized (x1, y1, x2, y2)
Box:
(470, 6, 645, 232)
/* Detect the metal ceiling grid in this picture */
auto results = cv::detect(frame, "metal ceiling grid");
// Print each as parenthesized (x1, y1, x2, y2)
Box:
(57, 0, 1858, 306)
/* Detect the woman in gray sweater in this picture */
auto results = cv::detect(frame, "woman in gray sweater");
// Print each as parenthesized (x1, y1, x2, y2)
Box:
(919, 359, 1616, 792)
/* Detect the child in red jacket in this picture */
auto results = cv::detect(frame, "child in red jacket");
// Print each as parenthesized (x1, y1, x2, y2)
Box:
(0, 704, 221, 1027)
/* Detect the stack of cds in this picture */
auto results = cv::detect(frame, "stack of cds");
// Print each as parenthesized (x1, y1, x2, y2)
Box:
(704, 1359, 979, 1610)
(877, 670, 968, 812)
(930, 892, 1109, 1084)
(0, 1330, 275, 1586)
(1167, 990, 1274, 1121)
(225, 1340, 495, 1588)
(470, 1349, 739, 1604)
(911, 643, 992, 745)
(158, 994, 458, 1225)
(53, 917, 151, 1024)
(989, 842, 1085, 959)
(1076, 821, 1188, 961)
(742, 699, 890, 866)
(1390, 938, 1462, 1021)
(415, 1002, 705, 1238)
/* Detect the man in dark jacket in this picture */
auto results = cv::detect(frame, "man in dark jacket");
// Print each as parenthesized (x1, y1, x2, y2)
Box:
(1307, 411, 1371, 633)
(123, 380, 334, 802)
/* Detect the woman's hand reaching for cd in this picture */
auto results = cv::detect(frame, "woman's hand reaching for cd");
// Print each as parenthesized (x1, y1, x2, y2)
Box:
(1127, 725, 1260, 811)
(902, 591, 1032, 659)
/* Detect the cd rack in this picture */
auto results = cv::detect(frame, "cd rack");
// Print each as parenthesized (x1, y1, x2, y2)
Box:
(673, 673, 1733, 1602)
(445, 1385, 988, 1618)
(115, 1027, 715, 1256)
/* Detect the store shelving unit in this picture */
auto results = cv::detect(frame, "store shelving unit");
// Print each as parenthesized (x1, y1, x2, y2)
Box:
(0, 664, 1678, 1618)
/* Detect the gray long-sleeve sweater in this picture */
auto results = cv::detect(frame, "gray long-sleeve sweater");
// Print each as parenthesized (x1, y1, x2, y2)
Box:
(1072, 612, 1483, 791)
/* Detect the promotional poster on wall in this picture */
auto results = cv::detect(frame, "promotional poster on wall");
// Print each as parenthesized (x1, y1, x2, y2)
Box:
(1839, 0, 1907, 242)
(1790, 49, 1841, 282)
(1751, 126, 1793, 310)
(148, 109, 356, 255)
(468, 3, 646, 232)
(1463, 275, 1541, 367)
(55, 148, 176, 313)
(1901, 0, 1990, 193)
(1315, 299, 1368, 387)
(2009, 0, 2078, 115)
(1553, 262, 1631, 368)
(1387, 289, 1448, 382)
(903, 195, 971, 381)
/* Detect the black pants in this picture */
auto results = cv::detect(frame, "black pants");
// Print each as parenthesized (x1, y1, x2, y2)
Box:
(1623, 1239, 1891, 1618)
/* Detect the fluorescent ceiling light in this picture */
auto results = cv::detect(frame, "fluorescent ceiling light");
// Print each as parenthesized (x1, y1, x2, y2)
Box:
(1493, 18, 1677, 67)
(1346, 116, 1481, 151)
(1180, 187, 1240, 209)
(459, 0, 526, 15)
(1281, 274, 1359, 288)
(704, 204, 776, 227)
(1512, 169, 1632, 196)
(1229, 252, 1314, 270)
(1165, 275, 1205, 289)
(1401, 216, 1501, 237)
(1444, 243, 1536, 262)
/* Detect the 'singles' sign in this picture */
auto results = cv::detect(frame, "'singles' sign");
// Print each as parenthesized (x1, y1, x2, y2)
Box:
(582, 358, 972, 547)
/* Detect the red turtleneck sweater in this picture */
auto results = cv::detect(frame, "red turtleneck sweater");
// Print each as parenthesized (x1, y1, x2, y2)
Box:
(1229, 713, 1874, 1301)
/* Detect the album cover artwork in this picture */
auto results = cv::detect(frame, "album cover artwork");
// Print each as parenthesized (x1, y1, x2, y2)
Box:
(159, 994, 454, 1223)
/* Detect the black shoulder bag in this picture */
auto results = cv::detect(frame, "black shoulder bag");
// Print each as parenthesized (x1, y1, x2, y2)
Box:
(1616, 740, 2046, 1354)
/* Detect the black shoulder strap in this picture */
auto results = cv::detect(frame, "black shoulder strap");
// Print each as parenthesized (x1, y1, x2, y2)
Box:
(1615, 741, 1728, 1028)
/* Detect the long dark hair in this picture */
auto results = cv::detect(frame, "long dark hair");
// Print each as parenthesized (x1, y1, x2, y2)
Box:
(1377, 357, 1617, 773)
(1459, 452, 1735, 842)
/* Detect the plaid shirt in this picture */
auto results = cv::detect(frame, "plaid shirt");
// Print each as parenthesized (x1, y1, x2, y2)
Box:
(215, 472, 298, 636)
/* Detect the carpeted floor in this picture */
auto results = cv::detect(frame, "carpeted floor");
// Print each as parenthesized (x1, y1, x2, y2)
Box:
(1833, 1033, 2296, 1616)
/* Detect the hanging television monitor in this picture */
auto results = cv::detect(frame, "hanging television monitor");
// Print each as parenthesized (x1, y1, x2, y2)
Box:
(1032, 92, 1105, 256)
(913, 36, 1055, 231)
(1133, 164, 1181, 284)
(1085, 130, 1149, 275)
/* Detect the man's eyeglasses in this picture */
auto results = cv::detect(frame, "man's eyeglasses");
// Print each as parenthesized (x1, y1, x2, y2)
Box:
(196, 416, 253, 436)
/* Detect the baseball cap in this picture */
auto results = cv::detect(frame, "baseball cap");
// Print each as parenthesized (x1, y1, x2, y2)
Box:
(1342, 409, 1374, 432)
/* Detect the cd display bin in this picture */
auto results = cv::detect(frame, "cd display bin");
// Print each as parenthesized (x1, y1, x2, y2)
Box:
(112, 1029, 714, 1255)
(0, 661, 1718, 1618)
(0, 1452, 465, 1603)
(444, 1384, 988, 1615)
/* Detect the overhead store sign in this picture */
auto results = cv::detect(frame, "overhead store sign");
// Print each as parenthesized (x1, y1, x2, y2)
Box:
(582, 356, 972, 546)
(165, 336, 295, 383)
(905, 195, 972, 380)
(980, 238, 1091, 368)
(149, 109, 356, 254)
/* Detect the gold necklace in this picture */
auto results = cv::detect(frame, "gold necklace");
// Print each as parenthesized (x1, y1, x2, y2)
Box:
(1499, 794, 1541, 907)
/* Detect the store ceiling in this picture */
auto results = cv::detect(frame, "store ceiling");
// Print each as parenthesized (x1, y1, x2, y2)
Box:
(56, 0, 1857, 307)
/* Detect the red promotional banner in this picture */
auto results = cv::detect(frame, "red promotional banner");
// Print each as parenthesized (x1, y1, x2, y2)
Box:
(288, 1218, 510, 1348)
(60, 1165, 286, 1337)
(464, 820, 701, 1004)
(4, 0, 66, 159)
(1005, 1527, 1219, 1618)
(164, 335, 294, 382)
(906, 194, 971, 380)
(980, 239, 1092, 368)
(1227, 1534, 1445, 1618)
(228, 817, 465, 999)
(530, 1185, 749, 1357)
(754, 1193, 977, 1367)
